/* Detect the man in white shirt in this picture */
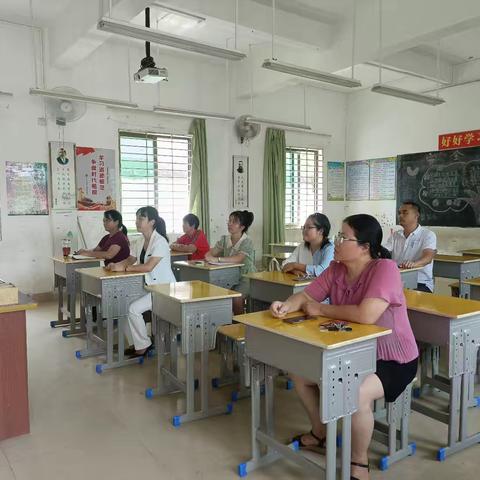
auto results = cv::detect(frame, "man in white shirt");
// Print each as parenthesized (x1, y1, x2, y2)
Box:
(385, 201, 437, 293)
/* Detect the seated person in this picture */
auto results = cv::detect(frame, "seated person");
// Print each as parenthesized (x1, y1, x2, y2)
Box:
(76, 209, 130, 266)
(385, 201, 436, 292)
(205, 210, 256, 315)
(271, 214, 418, 480)
(282, 213, 334, 277)
(170, 213, 210, 260)
(107, 206, 175, 357)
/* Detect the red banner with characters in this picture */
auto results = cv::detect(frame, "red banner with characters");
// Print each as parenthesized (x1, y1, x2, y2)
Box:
(438, 129, 480, 150)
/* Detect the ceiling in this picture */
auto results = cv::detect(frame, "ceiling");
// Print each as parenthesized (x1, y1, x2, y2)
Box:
(2, 0, 480, 94)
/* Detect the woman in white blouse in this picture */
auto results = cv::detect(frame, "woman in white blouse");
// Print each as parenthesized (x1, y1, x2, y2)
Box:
(107, 206, 175, 357)
(282, 213, 334, 277)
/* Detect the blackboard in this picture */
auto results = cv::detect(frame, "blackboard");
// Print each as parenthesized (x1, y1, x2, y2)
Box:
(397, 146, 480, 227)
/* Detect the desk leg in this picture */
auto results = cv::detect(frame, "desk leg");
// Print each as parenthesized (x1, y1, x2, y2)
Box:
(341, 415, 352, 480)
(77, 296, 104, 359)
(51, 275, 70, 329)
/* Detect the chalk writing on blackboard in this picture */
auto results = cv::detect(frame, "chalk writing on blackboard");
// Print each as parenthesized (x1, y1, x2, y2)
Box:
(397, 147, 480, 227)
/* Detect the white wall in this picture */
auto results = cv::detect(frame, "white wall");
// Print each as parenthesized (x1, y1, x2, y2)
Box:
(346, 81, 480, 254)
(0, 23, 347, 293)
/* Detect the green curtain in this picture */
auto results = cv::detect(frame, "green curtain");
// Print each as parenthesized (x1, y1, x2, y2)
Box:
(189, 118, 210, 240)
(263, 128, 286, 263)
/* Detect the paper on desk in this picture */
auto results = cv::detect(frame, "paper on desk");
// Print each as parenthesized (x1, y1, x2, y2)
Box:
(72, 254, 93, 260)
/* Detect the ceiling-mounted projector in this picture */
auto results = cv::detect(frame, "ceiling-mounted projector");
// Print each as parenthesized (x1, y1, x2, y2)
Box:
(134, 65, 168, 83)
(134, 7, 168, 84)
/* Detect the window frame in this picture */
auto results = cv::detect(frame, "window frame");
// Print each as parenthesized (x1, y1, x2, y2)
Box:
(284, 146, 324, 228)
(118, 130, 192, 235)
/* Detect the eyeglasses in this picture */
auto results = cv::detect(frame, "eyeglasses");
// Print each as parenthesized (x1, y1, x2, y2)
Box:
(301, 225, 317, 231)
(333, 233, 359, 245)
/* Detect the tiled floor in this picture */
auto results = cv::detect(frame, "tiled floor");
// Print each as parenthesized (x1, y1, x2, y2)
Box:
(1, 300, 479, 479)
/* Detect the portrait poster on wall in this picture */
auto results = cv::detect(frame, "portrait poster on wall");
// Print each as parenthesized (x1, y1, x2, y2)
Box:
(232, 155, 249, 209)
(49, 141, 76, 209)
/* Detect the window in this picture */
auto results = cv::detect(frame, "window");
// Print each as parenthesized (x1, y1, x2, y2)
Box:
(285, 147, 323, 226)
(119, 131, 192, 234)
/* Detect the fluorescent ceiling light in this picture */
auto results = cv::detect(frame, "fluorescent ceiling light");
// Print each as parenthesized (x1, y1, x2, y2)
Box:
(153, 3, 205, 30)
(29, 88, 138, 109)
(245, 116, 312, 131)
(153, 105, 235, 120)
(262, 59, 361, 88)
(370, 84, 445, 106)
(98, 17, 246, 61)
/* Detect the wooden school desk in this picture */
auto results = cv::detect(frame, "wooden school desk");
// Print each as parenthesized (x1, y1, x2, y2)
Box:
(0, 294, 37, 440)
(232, 310, 390, 480)
(145, 281, 240, 426)
(433, 254, 480, 298)
(173, 260, 243, 289)
(75, 267, 146, 373)
(404, 289, 480, 460)
(50, 256, 101, 337)
(399, 266, 422, 289)
(244, 271, 312, 311)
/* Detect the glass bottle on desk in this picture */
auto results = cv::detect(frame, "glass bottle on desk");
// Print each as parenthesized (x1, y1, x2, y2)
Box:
(62, 238, 71, 259)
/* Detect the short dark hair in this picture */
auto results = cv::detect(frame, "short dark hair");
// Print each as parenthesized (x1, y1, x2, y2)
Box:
(183, 213, 200, 229)
(402, 201, 421, 215)
(230, 210, 254, 233)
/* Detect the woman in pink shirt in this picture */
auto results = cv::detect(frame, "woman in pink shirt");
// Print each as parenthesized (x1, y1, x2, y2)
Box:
(270, 214, 418, 480)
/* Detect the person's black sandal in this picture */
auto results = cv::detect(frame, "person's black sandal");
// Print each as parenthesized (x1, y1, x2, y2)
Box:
(291, 430, 326, 452)
(350, 460, 370, 480)
(128, 343, 154, 359)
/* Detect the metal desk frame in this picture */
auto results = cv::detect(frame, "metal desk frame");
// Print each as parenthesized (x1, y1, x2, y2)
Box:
(174, 261, 243, 290)
(238, 324, 380, 479)
(51, 258, 101, 337)
(146, 287, 236, 426)
(433, 257, 480, 298)
(76, 270, 146, 373)
(407, 307, 480, 460)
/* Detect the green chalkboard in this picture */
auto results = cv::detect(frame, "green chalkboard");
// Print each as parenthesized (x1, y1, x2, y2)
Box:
(397, 146, 480, 227)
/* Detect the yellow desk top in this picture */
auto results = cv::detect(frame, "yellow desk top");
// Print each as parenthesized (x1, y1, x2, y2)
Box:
(0, 293, 37, 314)
(217, 323, 246, 341)
(173, 260, 244, 271)
(263, 252, 290, 260)
(147, 280, 241, 303)
(464, 278, 480, 287)
(399, 266, 423, 273)
(233, 310, 391, 350)
(170, 251, 189, 257)
(404, 289, 480, 318)
(244, 271, 313, 287)
(434, 254, 480, 263)
(51, 256, 101, 264)
(269, 242, 299, 247)
(75, 267, 145, 280)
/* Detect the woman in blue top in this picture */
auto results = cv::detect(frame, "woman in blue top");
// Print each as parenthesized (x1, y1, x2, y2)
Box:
(282, 213, 334, 277)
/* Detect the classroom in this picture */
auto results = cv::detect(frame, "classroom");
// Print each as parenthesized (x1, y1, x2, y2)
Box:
(1, 1, 480, 479)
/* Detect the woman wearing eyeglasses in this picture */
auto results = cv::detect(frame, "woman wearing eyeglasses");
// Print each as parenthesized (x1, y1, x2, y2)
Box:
(282, 213, 334, 277)
(270, 214, 418, 480)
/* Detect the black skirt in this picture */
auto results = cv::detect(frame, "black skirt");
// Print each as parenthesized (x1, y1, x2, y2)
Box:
(376, 357, 418, 402)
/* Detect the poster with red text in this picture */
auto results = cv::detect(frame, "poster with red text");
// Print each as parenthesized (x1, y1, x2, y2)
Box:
(75, 147, 117, 211)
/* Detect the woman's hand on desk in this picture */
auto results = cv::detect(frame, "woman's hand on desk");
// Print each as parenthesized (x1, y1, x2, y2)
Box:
(399, 261, 416, 269)
(204, 252, 215, 263)
(76, 249, 89, 256)
(106, 262, 125, 272)
(270, 301, 291, 318)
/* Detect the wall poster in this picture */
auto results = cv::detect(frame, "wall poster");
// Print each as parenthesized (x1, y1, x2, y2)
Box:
(6, 162, 49, 215)
(49, 141, 76, 209)
(75, 146, 116, 211)
(232, 155, 249, 209)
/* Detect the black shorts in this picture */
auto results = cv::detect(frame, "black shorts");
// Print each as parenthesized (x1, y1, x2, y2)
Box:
(376, 358, 418, 402)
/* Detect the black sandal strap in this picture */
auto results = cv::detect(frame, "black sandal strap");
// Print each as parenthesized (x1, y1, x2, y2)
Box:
(351, 461, 370, 471)
(309, 429, 323, 442)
